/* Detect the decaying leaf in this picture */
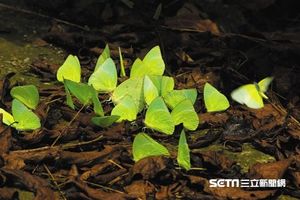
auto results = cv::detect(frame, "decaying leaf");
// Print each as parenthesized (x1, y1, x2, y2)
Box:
(130, 156, 173, 180)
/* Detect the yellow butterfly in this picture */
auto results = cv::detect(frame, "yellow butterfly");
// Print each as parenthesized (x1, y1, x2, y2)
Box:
(231, 77, 273, 109)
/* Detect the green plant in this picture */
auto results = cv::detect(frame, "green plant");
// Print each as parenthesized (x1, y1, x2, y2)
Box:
(119, 47, 126, 77)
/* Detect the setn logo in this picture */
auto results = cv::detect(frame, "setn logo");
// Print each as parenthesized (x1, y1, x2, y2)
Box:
(209, 179, 239, 187)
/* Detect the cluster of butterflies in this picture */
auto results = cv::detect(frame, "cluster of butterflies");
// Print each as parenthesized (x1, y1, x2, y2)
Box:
(57, 44, 274, 134)
(57, 45, 199, 135)
(0, 44, 274, 136)
(0, 85, 41, 131)
(0, 44, 274, 170)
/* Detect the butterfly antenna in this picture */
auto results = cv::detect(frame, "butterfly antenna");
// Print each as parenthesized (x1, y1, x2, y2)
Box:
(141, 106, 147, 115)
(9, 121, 18, 128)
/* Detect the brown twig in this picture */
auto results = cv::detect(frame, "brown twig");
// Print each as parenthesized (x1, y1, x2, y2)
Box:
(12, 134, 103, 153)
(84, 180, 125, 194)
(43, 164, 67, 200)
(51, 105, 85, 147)
(108, 159, 125, 170)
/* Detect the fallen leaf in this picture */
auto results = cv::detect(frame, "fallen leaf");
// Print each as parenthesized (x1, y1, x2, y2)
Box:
(130, 156, 172, 180)
(248, 158, 292, 179)
(124, 180, 155, 200)
(0, 169, 56, 200)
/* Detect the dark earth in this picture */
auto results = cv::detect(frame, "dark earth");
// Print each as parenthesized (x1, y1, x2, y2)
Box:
(0, 0, 299, 199)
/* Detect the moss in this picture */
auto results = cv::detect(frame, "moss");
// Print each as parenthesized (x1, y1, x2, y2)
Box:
(0, 37, 65, 86)
(195, 143, 275, 173)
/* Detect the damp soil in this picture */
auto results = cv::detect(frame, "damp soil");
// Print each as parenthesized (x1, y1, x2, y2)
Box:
(0, 1, 299, 200)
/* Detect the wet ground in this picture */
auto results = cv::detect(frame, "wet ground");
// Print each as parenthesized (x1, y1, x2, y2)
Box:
(0, 6, 65, 84)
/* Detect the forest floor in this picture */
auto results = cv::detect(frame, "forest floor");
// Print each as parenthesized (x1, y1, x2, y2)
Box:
(0, 1, 299, 200)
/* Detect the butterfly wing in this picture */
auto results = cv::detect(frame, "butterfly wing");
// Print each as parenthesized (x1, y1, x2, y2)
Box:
(163, 89, 197, 110)
(130, 46, 165, 78)
(258, 77, 273, 99)
(12, 99, 41, 131)
(160, 76, 174, 96)
(231, 84, 264, 109)
(177, 130, 191, 170)
(91, 88, 104, 116)
(94, 44, 110, 71)
(10, 85, 39, 109)
(111, 95, 138, 122)
(171, 99, 199, 130)
(88, 58, 117, 93)
(130, 58, 144, 78)
(144, 75, 159, 106)
(133, 133, 170, 162)
(91, 115, 120, 127)
(64, 80, 93, 105)
(182, 89, 197, 105)
(147, 75, 161, 90)
(144, 97, 174, 135)
(142, 46, 165, 76)
(64, 82, 75, 109)
(0, 108, 15, 126)
(57, 55, 81, 83)
(111, 77, 144, 112)
(204, 82, 229, 112)
(147, 75, 173, 95)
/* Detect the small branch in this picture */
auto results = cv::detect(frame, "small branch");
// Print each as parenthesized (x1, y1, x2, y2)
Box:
(51, 105, 85, 147)
(43, 164, 67, 200)
(12, 134, 103, 153)
(84, 180, 125, 194)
